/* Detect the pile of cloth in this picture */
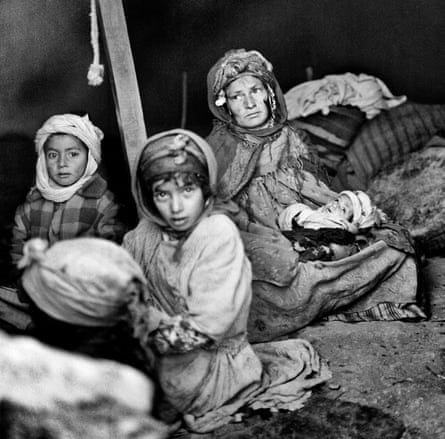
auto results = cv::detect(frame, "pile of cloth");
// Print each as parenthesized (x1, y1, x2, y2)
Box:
(285, 72, 407, 120)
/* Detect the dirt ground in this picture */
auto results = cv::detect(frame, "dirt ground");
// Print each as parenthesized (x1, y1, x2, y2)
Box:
(295, 255, 445, 439)
(182, 256, 445, 439)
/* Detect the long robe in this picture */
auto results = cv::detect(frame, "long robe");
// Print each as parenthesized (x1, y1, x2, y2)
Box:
(123, 214, 330, 432)
(206, 122, 424, 343)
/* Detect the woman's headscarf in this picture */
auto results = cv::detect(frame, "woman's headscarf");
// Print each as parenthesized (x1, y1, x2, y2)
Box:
(34, 114, 104, 203)
(206, 49, 288, 136)
(132, 128, 231, 228)
(20, 237, 146, 327)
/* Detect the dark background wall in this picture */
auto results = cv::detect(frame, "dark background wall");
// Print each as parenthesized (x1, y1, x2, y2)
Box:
(1, 0, 445, 190)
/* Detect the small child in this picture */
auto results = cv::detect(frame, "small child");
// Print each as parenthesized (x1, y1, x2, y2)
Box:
(10, 113, 127, 268)
(278, 190, 387, 261)
(123, 129, 330, 433)
(18, 237, 148, 371)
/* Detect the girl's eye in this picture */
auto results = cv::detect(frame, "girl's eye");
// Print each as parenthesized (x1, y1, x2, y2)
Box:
(154, 191, 168, 201)
(47, 152, 57, 160)
(183, 185, 196, 194)
(68, 151, 79, 159)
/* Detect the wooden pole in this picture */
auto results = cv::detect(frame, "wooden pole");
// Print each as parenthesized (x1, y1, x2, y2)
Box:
(96, 0, 147, 175)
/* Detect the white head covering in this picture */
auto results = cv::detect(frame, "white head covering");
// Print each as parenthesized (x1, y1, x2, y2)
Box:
(338, 191, 382, 230)
(34, 114, 104, 203)
(20, 237, 146, 327)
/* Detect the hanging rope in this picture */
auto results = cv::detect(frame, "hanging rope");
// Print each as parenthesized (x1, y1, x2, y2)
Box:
(87, 0, 104, 86)
(180, 71, 188, 129)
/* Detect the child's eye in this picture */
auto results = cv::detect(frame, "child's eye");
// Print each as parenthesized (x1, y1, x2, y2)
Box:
(68, 151, 80, 158)
(154, 191, 168, 201)
(47, 152, 57, 160)
(183, 184, 198, 194)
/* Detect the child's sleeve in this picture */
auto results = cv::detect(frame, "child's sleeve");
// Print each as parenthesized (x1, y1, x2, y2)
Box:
(10, 203, 31, 266)
(147, 216, 252, 355)
(95, 192, 128, 244)
(185, 215, 252, 341)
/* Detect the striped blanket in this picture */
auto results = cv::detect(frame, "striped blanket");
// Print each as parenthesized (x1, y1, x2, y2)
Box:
(346, 101, 445, 187)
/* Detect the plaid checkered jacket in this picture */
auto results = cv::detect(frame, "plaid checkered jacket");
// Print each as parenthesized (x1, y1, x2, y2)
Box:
(10, 173, 128, 265)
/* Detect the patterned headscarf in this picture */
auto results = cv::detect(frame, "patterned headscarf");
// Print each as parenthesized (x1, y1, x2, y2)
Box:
(34, 114, 104, 203)
(206, 49, 288, 133)
(138, 132, 207, 186)
(20, 237, 146, 327)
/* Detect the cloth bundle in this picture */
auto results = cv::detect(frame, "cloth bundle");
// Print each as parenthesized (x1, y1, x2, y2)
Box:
(278, 190, 386, 233)
(285, 73, 407, 120)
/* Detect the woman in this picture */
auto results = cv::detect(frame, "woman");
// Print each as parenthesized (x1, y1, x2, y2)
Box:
(122, 129, 330, 433)
(206, 49, 425, 342)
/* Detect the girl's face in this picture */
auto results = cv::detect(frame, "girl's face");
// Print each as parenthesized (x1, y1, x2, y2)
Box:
(225, 75, 270, 129)
(152, 176, 205, 232)
(45, 134, 88, 187)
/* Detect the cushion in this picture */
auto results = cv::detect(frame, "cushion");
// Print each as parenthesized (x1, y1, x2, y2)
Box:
(345, 101, 445, 188)
(289, 105, 366, 177)
(367, 136, 445, 255)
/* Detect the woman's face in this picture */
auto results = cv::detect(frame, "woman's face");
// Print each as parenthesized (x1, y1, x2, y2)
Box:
(44, 134, 88, 187)
(152, 176, 205, 232)
(225, 75, 270, 129)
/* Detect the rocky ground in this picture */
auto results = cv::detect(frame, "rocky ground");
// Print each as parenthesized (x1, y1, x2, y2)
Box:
(182, 256, 445, 439)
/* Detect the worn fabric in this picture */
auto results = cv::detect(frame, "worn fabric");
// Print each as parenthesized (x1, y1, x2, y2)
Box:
(335, 101, 445, 190)
(285, 72, 407, 120)
(123, 215, 330, 433)
(10, 173, 127, 265)
(206, 49, 424, 342)
(139, 132, 207, 184)
(20, 237, 146, 327)
(123, 128, 330, 432)
(34, 114, 103, 203)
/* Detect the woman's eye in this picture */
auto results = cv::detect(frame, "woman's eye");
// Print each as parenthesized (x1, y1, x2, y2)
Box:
(229, 94, 242, 101)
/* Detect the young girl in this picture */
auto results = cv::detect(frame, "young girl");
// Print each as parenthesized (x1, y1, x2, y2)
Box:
(122, 129, 330, 433)
(10, 113, 127, 267)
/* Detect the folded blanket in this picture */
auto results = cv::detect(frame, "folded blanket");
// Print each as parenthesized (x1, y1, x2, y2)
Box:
(285, 73, 406, 120)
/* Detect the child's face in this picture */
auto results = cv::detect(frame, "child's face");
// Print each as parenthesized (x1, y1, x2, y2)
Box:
(44, 134, 88, 187)
(152, 176, 205, 232)
(319, 194, 354, 221)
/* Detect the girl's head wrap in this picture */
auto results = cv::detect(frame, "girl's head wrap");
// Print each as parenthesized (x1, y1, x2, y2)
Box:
(138, 133, 207, 187)
(20, 237, 146, 327)
(34, 114, 104, 203)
